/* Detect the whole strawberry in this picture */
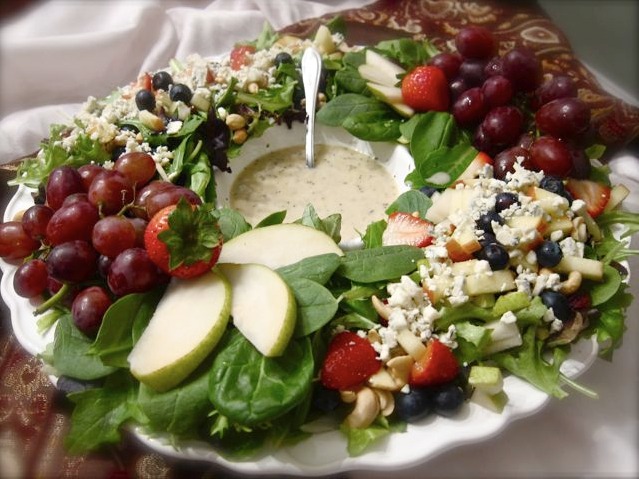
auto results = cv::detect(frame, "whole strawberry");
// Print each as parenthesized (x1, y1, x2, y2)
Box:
(144, 198, 222, 279)
(320, 331, 381, 390)
(401, 65, 450, 112)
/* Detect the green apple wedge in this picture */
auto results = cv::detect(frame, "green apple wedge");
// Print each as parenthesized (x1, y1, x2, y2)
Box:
(218, 223, 343, 269)
(128, 270, 231, 392)
(218, 263, 296, 357)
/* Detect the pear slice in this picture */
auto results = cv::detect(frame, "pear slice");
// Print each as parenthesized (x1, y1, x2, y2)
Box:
(218, 263, 296, 357)
(128, 270, 231, 392)
(218, 223, 343, 269)
(367, 82, 403, 103)
(358, 50, 405, 87)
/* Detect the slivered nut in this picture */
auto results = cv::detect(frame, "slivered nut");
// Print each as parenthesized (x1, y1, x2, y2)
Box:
(367, 329, 381, 344)
(367, 367, 400, 391)
(571, 201, 602, 241)
(559, 271, 582, 295)
(371, 295, 391, 321)
(386, 355, 413, 387)
(374, 388, 395, 416)
(344, 387, 380, 429)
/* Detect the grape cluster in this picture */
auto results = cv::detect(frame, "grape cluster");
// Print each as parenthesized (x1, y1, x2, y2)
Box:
(0, 153, 200, 336)
(428, 26, 593, 180)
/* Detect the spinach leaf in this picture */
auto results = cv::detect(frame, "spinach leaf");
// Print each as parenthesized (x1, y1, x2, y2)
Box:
(185, 150, 212, 199)
(213, 207, 252, 240)
(589, 264, 622, 306)
(91, 289, 164, 368)
(288, 278, 339, 337)
(65, 372, 142, 454)
(316, 93, 389, 127)
(410, 111, 457, 154)
(276, 253, 342, 285)
(209, 330, 314, 426)
(385, 190, 433, 218)
(138, 365, 211, 436)
(374, 38, 439, 69)
(361, 219, 387, 249)
(295, 204, 342, 244)
(588, 282, 632, 360)
(334, 66, 368, 95)
(407, 143, 478, 189)
(331, 312, 379, 331)
(255, 210, 287, 228)
(52, 314, 117, 380)
(342, 114, 401, 142)
(337, 245, 423, 283)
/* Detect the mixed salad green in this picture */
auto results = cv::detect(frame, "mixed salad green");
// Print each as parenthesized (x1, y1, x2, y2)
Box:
(5, 20, 639, 460)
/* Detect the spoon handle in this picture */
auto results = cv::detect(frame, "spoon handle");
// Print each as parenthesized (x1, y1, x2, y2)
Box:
(302, 47, 322, 168)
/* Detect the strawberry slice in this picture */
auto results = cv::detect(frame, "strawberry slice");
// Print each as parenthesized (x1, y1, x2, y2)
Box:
(401, 65, 450, 112)
(409, 338, 460, 387)
(458, 151, 493, 181)
(230, 44, 256, 70)
(320, 331, 381, 390)
(565, 178, 611, 217)
(144, 198, 222, 279)
(382, 212, 434, 247)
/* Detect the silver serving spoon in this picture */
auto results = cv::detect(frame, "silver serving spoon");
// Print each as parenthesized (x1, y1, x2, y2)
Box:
(301, 47, 322, 168)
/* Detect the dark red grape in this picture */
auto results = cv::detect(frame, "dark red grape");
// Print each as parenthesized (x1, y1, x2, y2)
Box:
(458, 58, 487, 87)
(88, 170, 134, 215)
(567, 145, 592, 179)
(13, 259, 49, 298)
(534, 75, 577, 108)
(428, 52, 462, 80)
(530, 136, 573, 176)
(517, 132, 535, 150)
(483, 56, 503, 77)
(452, 87, 486, 127)
(77, 164, 105, 191)
(114, 152, 156, 187)
(481, 106, 524, 146)
(98, 255, 113, 278)
(535, 97, 591, 139)
(481, 75, 513, 108)
(127, 217, 148, 247)
(46, 166, 85, 210)
(472, 124, 498, 156)
(501, 47, 541, 92)
(72, 286, 112, 337)
(455, 26, 496, 60)
(145, 185, 202, 219)
(45, 200, 99, 246)
(133, 180, 175, 219)
(21, 204, 54, 241)
(47, 240, 98, 283)
(61, 193, 91, 207)
(0, 222, 40, 259)
(107, 248, 168, 296)
(493, 146, 534, 180)
(92, 216, 137, 258)
(449, 77, 470, 101)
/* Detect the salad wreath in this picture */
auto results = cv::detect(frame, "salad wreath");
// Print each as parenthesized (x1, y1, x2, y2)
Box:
(1, 20, 638, 459)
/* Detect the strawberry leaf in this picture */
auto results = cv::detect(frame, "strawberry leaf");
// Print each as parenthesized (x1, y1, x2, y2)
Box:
(158, 198, 221, 270)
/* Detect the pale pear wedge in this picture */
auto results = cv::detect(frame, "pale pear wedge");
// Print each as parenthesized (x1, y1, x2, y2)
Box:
(218, 223, 343, 269)
(358, 49, 406, 87)
(218, 263, 296, 357)
(128, 270, 231, 392)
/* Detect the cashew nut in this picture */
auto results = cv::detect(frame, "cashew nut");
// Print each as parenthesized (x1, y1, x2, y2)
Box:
(386, 355, 413, 387)
(559, 270, 582, 295)
(371, 295, 391, 321)
(344, 386, 380, 429)
(340, 390, 357, 403)
(373, 388, 395, 417)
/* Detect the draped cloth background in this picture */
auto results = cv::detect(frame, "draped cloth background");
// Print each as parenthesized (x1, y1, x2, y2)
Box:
(0, 1, 637, 478)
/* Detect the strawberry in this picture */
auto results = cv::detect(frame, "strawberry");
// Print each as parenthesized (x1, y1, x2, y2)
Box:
(567, 291, 592, 311)
(409, 338, 460, 387)
(382, 212, 434, 247)
(320, 331, 381, 390)
(144, 198, 222, 279)
(230, 44, 256, 70)
(458, 151, 493, 181)
(565, 178, 611, 217)
(401, 65, 450, 112)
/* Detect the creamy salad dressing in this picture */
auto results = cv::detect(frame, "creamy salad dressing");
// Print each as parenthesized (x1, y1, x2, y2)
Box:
(230, 145, 399, 237)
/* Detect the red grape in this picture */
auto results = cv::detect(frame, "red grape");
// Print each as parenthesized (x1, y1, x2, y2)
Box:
(92, 216, 137, 258)
(145, 185, 202, 219)
(46, 166, 85, 210)
(534, 75, 577, 108)
(46, 240, 98, 283)
(567, 145, 592, 179)
(481, 106, 524, 146)
(0, 222, 40, 259)
(493, 147, 534, 180)
(483, 56, 504, 77)
(127, 217, 148, 247)
(452, 87, 486, 127)
(46, 200, 99, 246)
(501, 47, 541, 92)
(455, 26, 496, 60)
(481, 75, 513, 108)
(114, 152, 156, 187)
(13, 259, 49, 298)
(457, 58, 487, 87)
(449, 77, 470, 101)
(77, 164, 105, 191)
(107, 248, 168, 296)
(132, 180, 175, 219)
(535, 97, 591, 139)
(88, 170, 134, 215)
(530, 136, 573, 176)
(72, 286, 112, 337)
(428, 53, 462, 80)
(21, 204, 54, 241)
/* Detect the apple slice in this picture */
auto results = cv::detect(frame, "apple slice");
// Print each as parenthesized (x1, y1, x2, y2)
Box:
(465, 270, 516, 296)
(358, 49, 405, 87)
(604, 184, 630, 212)
(554, 256, 603, 281)
(218, 223, 343, 269)
(128, 271, 231, 392)
(367, 82, 403, 103)
(218, 263, 296, 357)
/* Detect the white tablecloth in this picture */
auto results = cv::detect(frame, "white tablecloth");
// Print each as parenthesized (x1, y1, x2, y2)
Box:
(0, 1, 637, 478)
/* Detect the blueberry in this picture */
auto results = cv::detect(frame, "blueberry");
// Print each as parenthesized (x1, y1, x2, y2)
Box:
(540, 289, 572, 322)
(312, 384, 340, 413)
(476, 210, 503, 235)
(394, 387, 435, 422)
(110, 146, 126, 160)
(478, 242, 509, 270)
(419, 185, 439, 197)
(170, 83, 193, 103)
(479, 232, 498, 248)
(494, 192, 519, 213)
(152, 70, 173, 91)
(135, 89, 155, 112)
(432, 383, 466, 417)
(536, 240, 563, 267)
(274, 52, 294, 67)
(539, 175, 572, 202)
